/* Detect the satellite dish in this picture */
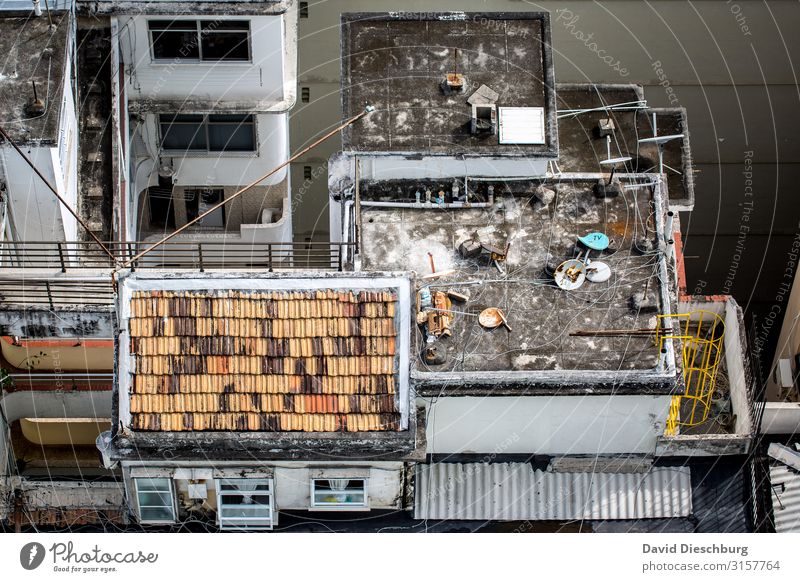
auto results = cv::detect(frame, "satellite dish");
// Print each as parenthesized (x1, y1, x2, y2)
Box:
(623, 181, 659, 190)
(599, 156, 632, 165)
(638, 134, 684, 145)
(554, 259, 586, 290)
(637, 126, 685, 175)
(586, 261, 612, 283)
(578, 232, 609, 251)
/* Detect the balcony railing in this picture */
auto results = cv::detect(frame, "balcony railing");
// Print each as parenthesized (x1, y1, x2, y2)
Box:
(0, 241, 355, 272)
(0, 278, 116, 307)
(7, 372, 114, 391)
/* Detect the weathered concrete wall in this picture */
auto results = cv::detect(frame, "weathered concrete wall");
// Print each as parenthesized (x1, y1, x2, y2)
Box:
(0, 307, 114, 338)
(655, 434, 750, 457)
(118, 14, 289, 108)
(122, 460, 405, 519)
(424, 395, 672, 456)
(0, 390, 113, 424)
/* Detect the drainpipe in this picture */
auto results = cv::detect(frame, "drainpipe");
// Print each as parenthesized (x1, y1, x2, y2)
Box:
(664, 210, 675, 242)
(359, 200, 491, 209)
(341, 200, 355, 269)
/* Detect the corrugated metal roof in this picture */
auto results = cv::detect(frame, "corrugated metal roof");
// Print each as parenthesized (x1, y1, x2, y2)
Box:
(415, 463, 692, 521)
(770, 464, 800, 532)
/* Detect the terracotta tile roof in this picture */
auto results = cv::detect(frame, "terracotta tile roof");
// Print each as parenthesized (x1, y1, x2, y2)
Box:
(127, 289, 401, 432)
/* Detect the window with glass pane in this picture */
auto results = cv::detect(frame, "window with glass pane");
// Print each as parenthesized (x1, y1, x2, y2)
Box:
(311, 479, 368, 508)
(216, 478, 274, 530)
(135, 477, 176, 523)
(149, 21, 200, 60)
(160, 114, 207, 151)
(159, 114, 255, 153)
(149, 20, 250, 62)
(207, 115, 256, 151)
(200, 21, 250, 61)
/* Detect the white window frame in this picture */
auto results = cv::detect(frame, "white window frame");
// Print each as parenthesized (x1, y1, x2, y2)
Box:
(148, 19, 252, 64)
(134, 477, 177, 524)
(216, 478, 275, 530)
(310, 478, 369, 511)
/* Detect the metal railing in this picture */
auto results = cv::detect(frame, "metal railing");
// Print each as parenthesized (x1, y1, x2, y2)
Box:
(8, 372, 114, 391)
(658, 310, 726, 435)
(0, 278, 116, 307)
(0, 241, 356, 272)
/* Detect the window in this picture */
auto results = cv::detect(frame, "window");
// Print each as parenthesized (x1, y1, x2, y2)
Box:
(216, 478, 274, 530)
(299, 2, 309, 18)
(301, 87, 310, 103)
(149, 20, 250, 62)
(311, 478, 368, 509)
(135, 477, 176, 523)
(159, 114, 256, 153)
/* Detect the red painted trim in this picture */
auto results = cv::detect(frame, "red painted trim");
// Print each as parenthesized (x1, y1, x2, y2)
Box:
(673, 230, 689, 300)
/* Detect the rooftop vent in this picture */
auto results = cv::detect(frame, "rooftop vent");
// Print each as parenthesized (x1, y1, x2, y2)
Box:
(441, 48, 465, 95)
(468, 85, 499, 135)
(25, 81, 45, 117)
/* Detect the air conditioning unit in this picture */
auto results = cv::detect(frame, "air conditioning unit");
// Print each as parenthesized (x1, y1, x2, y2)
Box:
(187, 482, 208, 500)
(777, 358, 795, 389)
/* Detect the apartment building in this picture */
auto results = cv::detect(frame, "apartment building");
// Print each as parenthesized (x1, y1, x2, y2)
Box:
(330, 12, 755, 525)
(0, 8, 764, 531)
(106, 0, 298, 259)
(0, 0, 303, 529)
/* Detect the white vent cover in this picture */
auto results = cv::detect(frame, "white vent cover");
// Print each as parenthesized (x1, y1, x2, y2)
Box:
(498, 107, 545, 144)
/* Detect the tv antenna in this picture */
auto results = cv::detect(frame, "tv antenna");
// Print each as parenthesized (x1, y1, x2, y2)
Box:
(599, 135, 632, 185)
(638, 113, 684, 175)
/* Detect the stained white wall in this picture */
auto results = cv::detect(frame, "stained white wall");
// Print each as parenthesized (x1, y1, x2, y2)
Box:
(358, 156, 549, 180)
(124, 461, 405, 517)
(0, 30, 78, 244)
(274, 464, 403, 510)
(1, 147, 65, 242)
(118, 15, 287, 107)
(54, 41, 79, 243)
(135, 112, 289, 188)
(424, 395, 671, 455)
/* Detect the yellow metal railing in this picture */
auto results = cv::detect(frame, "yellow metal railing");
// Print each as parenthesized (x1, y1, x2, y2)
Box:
(665, 395, 681, 437)
(656, 310, 725, 435)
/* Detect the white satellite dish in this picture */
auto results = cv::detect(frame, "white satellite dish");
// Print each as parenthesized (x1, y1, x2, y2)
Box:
(599, 135, 632, 186)
(638, 112, 685, 175)
(623, 181, 659, 190)
(554, 258, 586, 290)
(586, 261, 612, 283)
(638, 134, 684, 145)
(600, 156, 632, 165)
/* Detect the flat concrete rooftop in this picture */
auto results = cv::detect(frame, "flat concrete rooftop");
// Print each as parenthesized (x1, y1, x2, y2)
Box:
(340, 12, 557, 156)
(555, 84, 693, 209)
(0, 12, 69, 144)
(358, 178, 667, 376)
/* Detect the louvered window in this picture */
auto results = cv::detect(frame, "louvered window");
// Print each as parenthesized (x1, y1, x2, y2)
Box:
(135, 477, 177, 523)
(216, 478, 275, 529)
